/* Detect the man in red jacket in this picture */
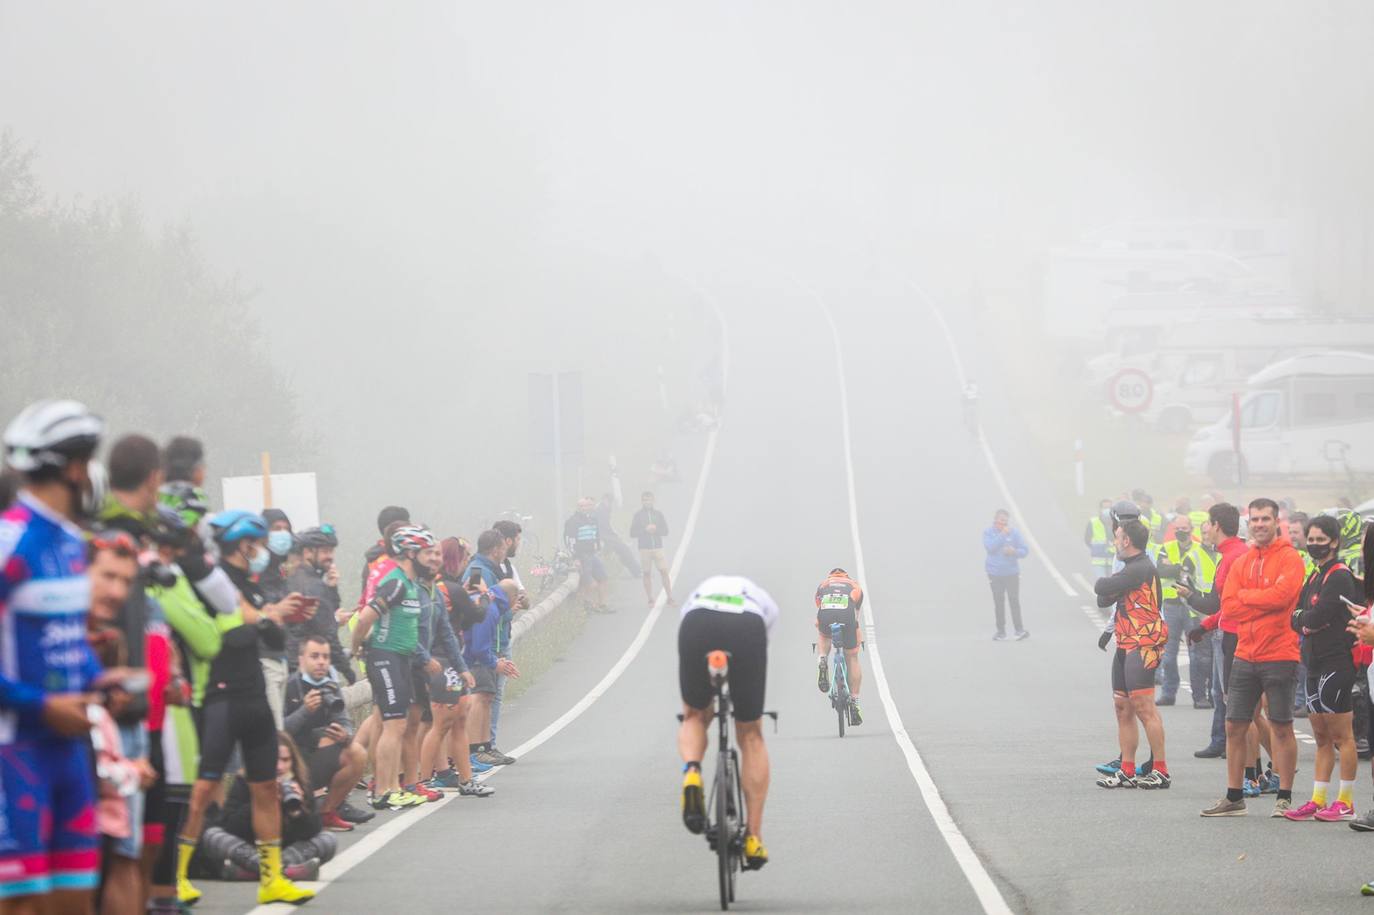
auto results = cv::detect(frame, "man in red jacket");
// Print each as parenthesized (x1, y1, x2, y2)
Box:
(1183, 503, 1250, 758)
(1202, 498, 1306, 818)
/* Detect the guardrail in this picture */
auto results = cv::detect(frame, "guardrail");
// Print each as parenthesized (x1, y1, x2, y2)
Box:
(512, 572, 581, 644)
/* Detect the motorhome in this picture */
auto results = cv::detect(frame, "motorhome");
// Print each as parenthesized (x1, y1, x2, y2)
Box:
(1184, 351, 1374, 484)
(1087, 316, 1374, 431)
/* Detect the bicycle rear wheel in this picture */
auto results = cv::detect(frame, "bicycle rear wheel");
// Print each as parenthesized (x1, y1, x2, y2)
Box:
(728, 752, 743, 902)
(716, 750, 732, 910)
(835, 661, 847, 738)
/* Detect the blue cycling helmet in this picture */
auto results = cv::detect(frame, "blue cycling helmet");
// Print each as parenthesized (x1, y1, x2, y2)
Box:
(208, 509, 268, 545)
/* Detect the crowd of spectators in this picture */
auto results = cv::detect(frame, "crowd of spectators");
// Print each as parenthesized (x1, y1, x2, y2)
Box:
(0, 398, 668, 913)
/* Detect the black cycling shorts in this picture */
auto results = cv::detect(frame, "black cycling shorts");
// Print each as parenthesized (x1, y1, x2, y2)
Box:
(1111, 648, 1158, 694)
(307, 741, 346, 792)
(1306, 664, 1356, 715)
(469, 664, 499, 696)
(678, 608, 768, 722)
(817, 607, 859, 650)
(197, 697, 278, 783)
(429, 665, 470, 707)
(366, 649, 414, 721)
(411, 666, 431, 709)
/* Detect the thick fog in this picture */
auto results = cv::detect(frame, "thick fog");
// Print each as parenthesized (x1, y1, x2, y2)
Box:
(3, 1, 1373, 557)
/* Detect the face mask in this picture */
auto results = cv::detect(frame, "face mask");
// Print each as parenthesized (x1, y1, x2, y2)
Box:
(267, 530, 293, 557)
(248, 546, 271, 575)
(1308, 543, 1331, 562)
(1176, 533, 1192, 546)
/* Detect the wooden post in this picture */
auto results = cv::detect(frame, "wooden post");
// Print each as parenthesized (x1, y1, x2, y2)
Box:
(261, 452, 273, 508)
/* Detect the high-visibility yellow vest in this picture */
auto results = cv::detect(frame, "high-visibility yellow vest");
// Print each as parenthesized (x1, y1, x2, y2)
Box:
(1189, 510, 1209, 530)
(1089, 516, 1111, 567)
(1144, 509, 1164, 540)
(1159, 539, 1216, 604)
(1341, 542, 1363, 577)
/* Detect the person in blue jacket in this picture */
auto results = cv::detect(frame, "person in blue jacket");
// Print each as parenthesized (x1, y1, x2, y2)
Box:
(461, 569, 518, 768)
(983, 509, 1030, 641)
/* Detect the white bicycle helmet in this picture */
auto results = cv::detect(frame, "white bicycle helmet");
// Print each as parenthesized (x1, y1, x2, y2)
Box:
(3, 399, 104, 473)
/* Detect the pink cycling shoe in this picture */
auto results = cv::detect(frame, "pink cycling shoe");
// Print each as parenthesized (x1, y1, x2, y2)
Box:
(1283, 801, 1322, 821)
(1315, 801, 1355, 822)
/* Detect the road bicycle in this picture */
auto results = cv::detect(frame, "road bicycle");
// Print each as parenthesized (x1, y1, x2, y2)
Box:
(527, 548, 574, 599)
(705, 651, 744, 909)
(817, 621, 858, 738)
(680, 650, 777, 910)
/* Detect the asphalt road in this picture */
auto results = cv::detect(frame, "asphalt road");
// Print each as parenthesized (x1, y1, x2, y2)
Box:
(203, 289, 1374, 914)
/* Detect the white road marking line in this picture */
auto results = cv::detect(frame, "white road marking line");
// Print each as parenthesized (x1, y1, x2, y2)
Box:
(1073, 572, 1094, 595)
(247, 297, 733, 914)
(919, 290, 1077, 599)
(815, 290, 1013, 915)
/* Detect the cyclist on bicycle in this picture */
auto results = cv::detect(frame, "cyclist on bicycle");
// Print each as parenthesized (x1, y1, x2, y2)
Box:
(963, 380, 979, 432)
(815, 568, 865, 726)
(677, 575, 779, 871)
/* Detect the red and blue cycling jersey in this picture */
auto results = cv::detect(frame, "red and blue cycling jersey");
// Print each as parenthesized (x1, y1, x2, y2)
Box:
(0, 492, 102, 899)
(0, 492, 101, 743)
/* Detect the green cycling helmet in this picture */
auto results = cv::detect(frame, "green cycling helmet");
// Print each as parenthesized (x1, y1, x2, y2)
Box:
(159, 481, 210, 526)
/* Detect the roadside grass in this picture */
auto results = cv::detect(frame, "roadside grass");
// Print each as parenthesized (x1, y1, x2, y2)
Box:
(507, 586, 590, 702)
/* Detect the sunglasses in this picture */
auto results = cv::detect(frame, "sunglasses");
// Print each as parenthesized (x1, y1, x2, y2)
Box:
(89, 529, 139, 557)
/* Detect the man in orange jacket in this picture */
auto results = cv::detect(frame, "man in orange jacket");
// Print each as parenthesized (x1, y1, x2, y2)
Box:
(1202, 498, 1307, 818)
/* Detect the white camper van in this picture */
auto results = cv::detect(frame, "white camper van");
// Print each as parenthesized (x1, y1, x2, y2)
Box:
(1184, 351, 1374, 484)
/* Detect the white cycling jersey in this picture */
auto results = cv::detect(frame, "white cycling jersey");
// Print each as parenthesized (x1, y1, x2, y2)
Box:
(681, 575, 780, 639)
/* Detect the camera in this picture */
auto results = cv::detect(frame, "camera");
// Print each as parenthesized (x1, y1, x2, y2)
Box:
(279, 777, 306, 817)
(313, 679, 346, 716)
(140, 558, 177, 590)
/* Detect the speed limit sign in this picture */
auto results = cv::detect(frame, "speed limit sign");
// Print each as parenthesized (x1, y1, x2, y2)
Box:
(1108, 368, 1153, 414)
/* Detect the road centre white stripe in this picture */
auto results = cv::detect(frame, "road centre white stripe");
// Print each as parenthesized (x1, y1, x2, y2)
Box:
(247, 297, 731, 914)
(916, 286, 1078, 599)
(809, 287, 1014, 915)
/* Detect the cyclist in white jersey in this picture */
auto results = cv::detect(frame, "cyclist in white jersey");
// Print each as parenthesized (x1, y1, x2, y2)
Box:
(676, 575, 778, 870)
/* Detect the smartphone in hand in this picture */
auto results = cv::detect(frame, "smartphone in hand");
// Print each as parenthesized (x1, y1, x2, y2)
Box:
(1341, 594, 1369, 616)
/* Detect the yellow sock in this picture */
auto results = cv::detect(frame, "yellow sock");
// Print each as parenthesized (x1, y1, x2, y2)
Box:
(175, 837, 201, 903)
(1340, 780, 1356, 807)
(1312, 781, 1329, 806)
(257, 840, 282, 886)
